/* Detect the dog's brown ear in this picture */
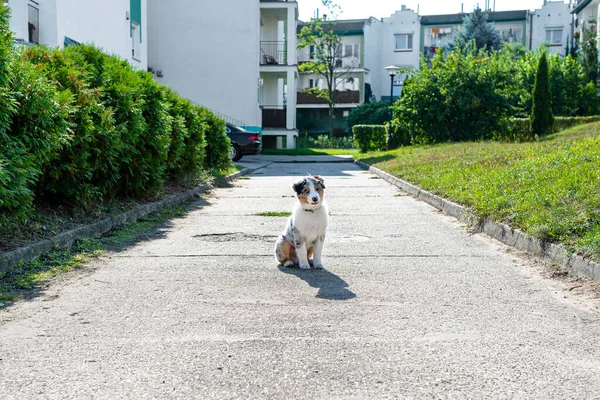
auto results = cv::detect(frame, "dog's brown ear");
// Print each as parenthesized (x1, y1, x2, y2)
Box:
(313, 175, 325, 188)
(292, 179, 306, 195)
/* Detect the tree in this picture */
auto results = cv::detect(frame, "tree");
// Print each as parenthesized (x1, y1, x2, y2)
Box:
(452, 8, 503, 52)
(347, 100, 390, 130)
(530, 50, 554, 136)
(297, 1, 355, 138)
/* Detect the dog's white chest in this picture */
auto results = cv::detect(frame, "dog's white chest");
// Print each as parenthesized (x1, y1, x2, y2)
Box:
(292, 203, 328, 243)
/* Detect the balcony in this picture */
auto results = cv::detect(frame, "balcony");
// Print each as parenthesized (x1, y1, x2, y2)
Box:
(297, 90, 360, 104)
(261, 41, 287, 65)
(262, 106, 287, 128)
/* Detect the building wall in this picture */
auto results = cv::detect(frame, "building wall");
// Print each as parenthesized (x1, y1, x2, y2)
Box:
(363, 17, 383, 101)
(377, 8, 420, 102)
(7, 0, 147, 70)
(530, 1, 572, 55)
(148, 0, 260, 127)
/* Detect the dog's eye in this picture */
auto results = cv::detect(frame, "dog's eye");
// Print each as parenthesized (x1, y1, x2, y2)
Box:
(303, 188, 309, 194)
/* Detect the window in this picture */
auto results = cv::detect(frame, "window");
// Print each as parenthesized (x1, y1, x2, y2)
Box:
(344, 44, 359, 58)
(499, 29, 522, 43)
(131, 21, 141, 60)
(28, 4, 39, 44)
(309, 44, 316, 59)
(545, 28, 563, 45)
(395, 33, 413, 51)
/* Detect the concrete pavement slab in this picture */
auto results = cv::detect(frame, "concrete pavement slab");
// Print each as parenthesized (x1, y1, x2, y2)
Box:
(1, 159, 600, 399)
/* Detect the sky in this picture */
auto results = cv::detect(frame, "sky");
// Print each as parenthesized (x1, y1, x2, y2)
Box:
(297, 0, 568, 21)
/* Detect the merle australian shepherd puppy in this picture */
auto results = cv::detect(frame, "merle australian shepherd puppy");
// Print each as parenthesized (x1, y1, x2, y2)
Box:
(275, 175, 328, 270)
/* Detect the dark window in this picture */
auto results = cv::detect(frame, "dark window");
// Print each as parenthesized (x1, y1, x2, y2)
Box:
(28, 4, 39, 44)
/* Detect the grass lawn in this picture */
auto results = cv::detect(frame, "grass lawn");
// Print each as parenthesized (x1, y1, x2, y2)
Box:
(261, 148, 358, 156)
(355, 122, 600, 261)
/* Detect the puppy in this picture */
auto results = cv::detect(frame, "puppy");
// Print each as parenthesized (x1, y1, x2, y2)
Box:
(275, 175, 328, 270)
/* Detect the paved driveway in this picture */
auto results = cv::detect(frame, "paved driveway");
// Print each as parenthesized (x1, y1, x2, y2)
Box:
(1, 158, 600, 399)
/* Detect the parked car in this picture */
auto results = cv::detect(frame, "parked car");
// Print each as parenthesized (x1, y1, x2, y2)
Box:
(225, 123, 261, 161)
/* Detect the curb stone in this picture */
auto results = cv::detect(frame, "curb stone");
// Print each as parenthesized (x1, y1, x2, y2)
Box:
(354, 160, 600, 284)
(0, 166, 260, 275)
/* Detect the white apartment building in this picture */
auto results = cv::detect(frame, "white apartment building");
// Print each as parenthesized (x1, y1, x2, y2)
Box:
(5, 0, 147, 70)
(147, 0, 299, 149)
(529, 1, 573, 54)
(367, 6, 420, 104)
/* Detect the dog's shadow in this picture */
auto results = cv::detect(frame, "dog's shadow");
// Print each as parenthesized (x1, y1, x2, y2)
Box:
(278, 266, 356, 300)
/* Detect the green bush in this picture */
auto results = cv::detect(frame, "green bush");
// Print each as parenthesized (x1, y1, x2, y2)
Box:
(504, 116, 600, 140)
(347, 100, 391, 130)
(393, 44, 600, 146)
(297, 134, 355, 149)
(180, 101, 206, 177)
(0, 3, 233, 221)
(353, 125, 387, 153)
(1, 52, 71, 220)
(201, 108, 230, 171)
(22, 46, 113, 206)
(394, 45, 517, 144)
(387, 121, 412, 148)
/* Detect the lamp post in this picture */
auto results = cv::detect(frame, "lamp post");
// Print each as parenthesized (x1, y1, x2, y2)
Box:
(385, 65, 400, 106)
(384, 65, 400, 148)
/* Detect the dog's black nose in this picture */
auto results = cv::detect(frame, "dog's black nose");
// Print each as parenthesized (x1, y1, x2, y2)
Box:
(312, 196, 319, 202)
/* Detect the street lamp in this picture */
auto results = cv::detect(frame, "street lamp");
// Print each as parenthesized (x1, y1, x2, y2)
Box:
(384, 65, 400, 106)
(384, 65, 400, 149)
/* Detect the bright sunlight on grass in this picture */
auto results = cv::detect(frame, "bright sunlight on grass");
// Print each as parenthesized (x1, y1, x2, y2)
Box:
(356, 122, 600, 261)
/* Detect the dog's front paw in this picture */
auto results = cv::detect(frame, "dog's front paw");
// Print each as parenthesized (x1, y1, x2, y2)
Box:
(313, 261, 324, 269)
(299, 262, 311, 270)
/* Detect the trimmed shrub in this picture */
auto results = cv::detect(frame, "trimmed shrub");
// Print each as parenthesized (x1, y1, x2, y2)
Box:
(505, 116, 600, 140)
(201, 107, 230, 171)
(22, 46, 114, 206)
(0, 8, 231, 220)
(353, 125, 387, 153)
(1, 53, 71, 219)
(296, 134, 355, 149)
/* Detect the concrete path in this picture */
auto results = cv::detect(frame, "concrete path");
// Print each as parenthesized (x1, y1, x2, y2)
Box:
(1, 159, 600, 399)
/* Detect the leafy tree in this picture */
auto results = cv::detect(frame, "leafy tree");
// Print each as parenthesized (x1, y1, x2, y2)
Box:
(452, 8, 503, 52)
(347, 100, 390, 130)
(530, 50, 554, 136)
(297, 0, 354, 138)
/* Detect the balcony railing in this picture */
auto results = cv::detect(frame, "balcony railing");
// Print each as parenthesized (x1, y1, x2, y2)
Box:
(262, 106, 287, 128)
(297, 90, 360, 104)
(260, 41, 287, 65)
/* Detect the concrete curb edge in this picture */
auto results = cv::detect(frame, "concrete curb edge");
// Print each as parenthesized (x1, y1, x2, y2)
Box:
(0, 166, 260, 274)
(354, 160, 600, 283)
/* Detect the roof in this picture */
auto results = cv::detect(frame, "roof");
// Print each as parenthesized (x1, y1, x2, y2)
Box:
(297, 19, 367, 35)
(573, 0, 593, 14)
(420, 10, 528, 25)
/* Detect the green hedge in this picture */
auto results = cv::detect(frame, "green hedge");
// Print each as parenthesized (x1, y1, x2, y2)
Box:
(0, 5, 231, 225)
(505, 116, 600, 141)
(353, 125, 387, 153)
